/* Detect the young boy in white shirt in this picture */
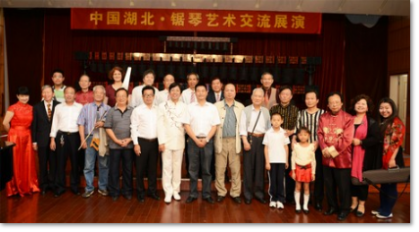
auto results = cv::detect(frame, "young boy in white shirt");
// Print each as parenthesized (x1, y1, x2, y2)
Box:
(263, 113, 290, 209)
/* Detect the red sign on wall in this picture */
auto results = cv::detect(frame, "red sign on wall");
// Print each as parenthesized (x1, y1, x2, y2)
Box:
(71, 8, 322, 34)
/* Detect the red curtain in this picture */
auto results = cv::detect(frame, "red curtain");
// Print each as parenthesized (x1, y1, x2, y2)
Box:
(6, 9, 384, 111)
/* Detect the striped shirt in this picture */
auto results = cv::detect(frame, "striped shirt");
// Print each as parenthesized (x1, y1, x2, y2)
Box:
(104, 106, 134, 149)
(77, 102, 111, 135)
(269, 103, 299, 131)
(222, 101, 237, 138)
(296, 108, 325, 142)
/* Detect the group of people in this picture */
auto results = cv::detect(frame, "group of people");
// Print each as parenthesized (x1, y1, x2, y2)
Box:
(2, 68, 406, 221)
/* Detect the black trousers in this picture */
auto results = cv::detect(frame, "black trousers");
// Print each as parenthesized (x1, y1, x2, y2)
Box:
(268, 163, 286, 202)
(313, 147, 324, 204)
(109, 148, 133, 197)
(135, 138, 158, 197)
(351, 183, 369, 201)
(323, 166, 351, 213)
(243, 136, 265, 201)
(285, 138, 295, 202)
(37, 146, 56, 191)
(55, 131, 80, 194)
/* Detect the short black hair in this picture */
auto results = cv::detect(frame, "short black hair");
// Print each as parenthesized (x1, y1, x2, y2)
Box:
(64, 86, 76, 93)
(187, 72, 200, 80)
(115, 87, 128, 97)
(142, 85, 155, 95)
(327, 91, 343, 104)
(169, 83, 182, 92)
(271, 112, 282, 120)
(16, 86, 30, 96)
(279, 85, 293, 95)
(211, 76, 222, 83)
(143, 69, 155, 79)
(195, 82, 207, 91)
(51, 68, 64, 77)
(304, 89, 319, 99)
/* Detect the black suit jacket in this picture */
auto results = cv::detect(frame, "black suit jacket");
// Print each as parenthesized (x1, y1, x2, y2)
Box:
(206, 91, 224, 104)
(31, 100, 60, 147)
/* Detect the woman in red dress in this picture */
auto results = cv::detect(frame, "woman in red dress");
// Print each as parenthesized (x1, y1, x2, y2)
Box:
(2, 87, 40, 197)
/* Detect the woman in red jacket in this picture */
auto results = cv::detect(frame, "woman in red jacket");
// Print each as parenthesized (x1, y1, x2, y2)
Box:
(372, 97, 406, 219)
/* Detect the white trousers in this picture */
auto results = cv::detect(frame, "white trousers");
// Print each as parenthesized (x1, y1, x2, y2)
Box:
(162, 148, 184, 196)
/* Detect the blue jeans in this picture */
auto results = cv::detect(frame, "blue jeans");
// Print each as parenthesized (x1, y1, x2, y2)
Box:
(84, 136, 109, 192)
(378, 183, 398, 216)
(188, 138, 213, 199)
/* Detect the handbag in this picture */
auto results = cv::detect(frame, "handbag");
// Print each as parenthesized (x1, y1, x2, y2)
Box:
(247, 110, 262, 145)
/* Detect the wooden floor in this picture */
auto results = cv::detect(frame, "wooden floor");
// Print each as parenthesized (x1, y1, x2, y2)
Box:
(0, 189, 410, 223)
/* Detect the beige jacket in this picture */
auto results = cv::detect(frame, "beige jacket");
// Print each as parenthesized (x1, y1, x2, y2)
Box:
(214, 100, 244, 154)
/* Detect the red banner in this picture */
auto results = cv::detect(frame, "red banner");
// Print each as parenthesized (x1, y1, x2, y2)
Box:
(71, 8, 322, 34)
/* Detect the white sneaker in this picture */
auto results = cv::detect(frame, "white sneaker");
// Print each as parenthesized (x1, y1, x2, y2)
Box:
(277, 201, 284, 209)
(164, 194, 172, 204)
(173, 192, 181, 201)
(371, 210, 379, 215)
(269, 201, 277, 208)
(376, 213, 393, 219)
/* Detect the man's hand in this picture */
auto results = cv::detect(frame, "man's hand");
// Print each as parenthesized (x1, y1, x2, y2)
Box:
(50, 139, 56, 151)
(94, 121, 105, 128)
(33, 144, 38, 151)
(134, 144, 141, 156)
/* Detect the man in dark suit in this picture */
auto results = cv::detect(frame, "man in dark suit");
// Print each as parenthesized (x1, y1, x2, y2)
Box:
(206, 77, 224, 104)
(31, 85, 60, 195)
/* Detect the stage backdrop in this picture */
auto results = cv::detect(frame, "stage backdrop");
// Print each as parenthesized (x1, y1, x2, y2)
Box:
(5, 8, 388, 111)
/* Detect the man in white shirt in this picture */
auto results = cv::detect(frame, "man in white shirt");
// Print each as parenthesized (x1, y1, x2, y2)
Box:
(157, 83, 187, 203)
(130, 85, 160, 202)
(182, 83, 220, 204)
(157, 74, 175, 105)
(239, 88, 271, 205)
(181, 72, 199, 105)
(50, 86, 83, 197)
(130, 69, 159, 107)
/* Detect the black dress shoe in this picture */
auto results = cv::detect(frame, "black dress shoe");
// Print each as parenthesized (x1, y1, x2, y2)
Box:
(338, 211, 349, 221)
(71, 190, 81, 196)
(54, 192, 64, 198)
(356, 210, 365, 217)
(232, 197, 241, 204)
(148, 193, 160, 201)
(245, 199, 251, 205)
(217, 196, 225, 202)
(303, 209, 309, 214)
(314, 203, 322, 211)
(350, 205, 358, 213)
(204, 197, 214, 204)
(137, 195, 145, 203)
(323, 207, 338, 216)
(112, 196, 119, 201)
(41, 190, 47, 196)
(295, 209, 302, 214)
(255, 197, 266, 204)
(123, 194, 132, 200)
(186, 196, 197, 203)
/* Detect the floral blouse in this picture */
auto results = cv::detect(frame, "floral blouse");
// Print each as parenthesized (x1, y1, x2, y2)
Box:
(382, 117, 405, 169)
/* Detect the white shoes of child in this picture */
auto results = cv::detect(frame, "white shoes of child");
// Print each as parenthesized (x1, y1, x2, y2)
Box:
(269, 201, 277, 208)
(276, 201, 284, 209)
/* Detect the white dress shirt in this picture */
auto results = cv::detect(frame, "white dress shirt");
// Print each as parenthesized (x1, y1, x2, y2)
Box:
(130, 104, 158, 145)
(182, 102, 220, 137)
(157, 89, 169, 105)
(157, 100, 187, 150)
(130, 85, 159, 108)
(239, 105, 269, 136)
(181, 88, 196, 105)
(50, 102, 83, 137)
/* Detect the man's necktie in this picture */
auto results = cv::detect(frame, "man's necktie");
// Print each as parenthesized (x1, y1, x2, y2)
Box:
(190, 92, 195, 103)
(47, 103, 52, 121)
